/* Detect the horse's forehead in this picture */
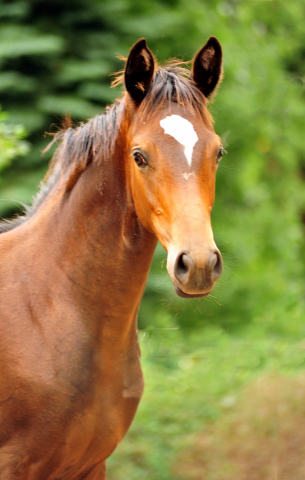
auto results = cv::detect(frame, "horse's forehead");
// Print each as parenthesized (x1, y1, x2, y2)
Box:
(130, 107, 217, 169)
(159, 115, 199, 167)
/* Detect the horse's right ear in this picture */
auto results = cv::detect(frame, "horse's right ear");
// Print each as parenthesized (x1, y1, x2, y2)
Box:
(125, 38, 155, 106)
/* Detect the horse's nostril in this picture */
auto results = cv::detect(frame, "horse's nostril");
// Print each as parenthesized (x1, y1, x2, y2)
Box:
(177, 253, 188, 274)
(211, 250, 223, 281)
(174, 253, 194, 284)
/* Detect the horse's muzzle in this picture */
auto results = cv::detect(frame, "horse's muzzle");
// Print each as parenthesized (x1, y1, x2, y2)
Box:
(167, 247, 223, 298)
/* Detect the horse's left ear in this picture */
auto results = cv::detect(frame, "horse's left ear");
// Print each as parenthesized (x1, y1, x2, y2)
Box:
(125, 38, 155, 106)
(191, 37, 222, 99)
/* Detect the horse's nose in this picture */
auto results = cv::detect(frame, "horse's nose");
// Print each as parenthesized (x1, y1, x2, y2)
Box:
(174, 249, 223, 286)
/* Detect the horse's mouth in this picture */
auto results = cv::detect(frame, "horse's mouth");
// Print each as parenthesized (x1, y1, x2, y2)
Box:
(174, 285, 210, 299)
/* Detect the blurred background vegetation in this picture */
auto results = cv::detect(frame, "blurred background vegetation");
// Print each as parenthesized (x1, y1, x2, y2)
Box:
(0, 0, 304, 478)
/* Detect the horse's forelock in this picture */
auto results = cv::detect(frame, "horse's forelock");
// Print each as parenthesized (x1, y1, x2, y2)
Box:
(135, 64, 211, 124)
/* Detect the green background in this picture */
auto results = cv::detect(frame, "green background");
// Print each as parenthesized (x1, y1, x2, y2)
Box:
(0, 0, 304, 478)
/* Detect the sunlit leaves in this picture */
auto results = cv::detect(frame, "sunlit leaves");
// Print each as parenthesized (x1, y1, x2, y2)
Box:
(0, 108, 29, 170)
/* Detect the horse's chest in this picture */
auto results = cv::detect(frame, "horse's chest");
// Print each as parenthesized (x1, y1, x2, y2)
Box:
(0, 332, 144, 479)
(65, 347, 144, 446)
(48, 343, 144, 467)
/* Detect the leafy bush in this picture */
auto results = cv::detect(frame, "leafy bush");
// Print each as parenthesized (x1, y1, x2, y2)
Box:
(0, 107, 29, 170)
(107, 328, 305, 479)
(0, 0, 304, 333)
(0, 3, 304, 478)
(174, 372, 305, 480)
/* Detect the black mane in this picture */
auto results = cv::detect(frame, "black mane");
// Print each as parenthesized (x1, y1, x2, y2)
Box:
(0, 100, 123, 234)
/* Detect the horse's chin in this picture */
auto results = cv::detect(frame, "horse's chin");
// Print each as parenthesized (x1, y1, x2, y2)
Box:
(174, 285, 211, 299)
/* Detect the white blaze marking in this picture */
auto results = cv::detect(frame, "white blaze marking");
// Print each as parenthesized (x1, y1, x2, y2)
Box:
(160, 115, 198, 167)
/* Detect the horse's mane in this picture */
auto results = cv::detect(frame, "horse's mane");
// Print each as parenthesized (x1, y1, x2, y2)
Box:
(0, 61, 211, 234)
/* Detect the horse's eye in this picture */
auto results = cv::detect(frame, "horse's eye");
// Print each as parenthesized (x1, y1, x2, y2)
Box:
(133, 152, 148, 168)
(217, 146, 227, 164)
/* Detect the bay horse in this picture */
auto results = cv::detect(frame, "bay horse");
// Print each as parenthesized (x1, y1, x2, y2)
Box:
(0, 37, 223, 479)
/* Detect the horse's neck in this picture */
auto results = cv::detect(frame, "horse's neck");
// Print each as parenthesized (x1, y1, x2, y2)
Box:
(27, 148, 157, 331)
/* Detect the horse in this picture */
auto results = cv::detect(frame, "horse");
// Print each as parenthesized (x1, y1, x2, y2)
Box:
(0, 37, 223, 479)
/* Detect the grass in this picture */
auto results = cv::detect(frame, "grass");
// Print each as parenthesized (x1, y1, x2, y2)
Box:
(174, 373, 305, 480)
(107, 325, 305, 479)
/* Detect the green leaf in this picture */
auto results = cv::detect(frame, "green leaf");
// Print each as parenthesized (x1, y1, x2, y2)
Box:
(0, 25, 64, 58)
(37, 95, 101, 118)
(0, 107, 30, 171)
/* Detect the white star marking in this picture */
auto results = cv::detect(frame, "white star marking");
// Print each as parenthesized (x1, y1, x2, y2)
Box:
(160, 115, 198, 167)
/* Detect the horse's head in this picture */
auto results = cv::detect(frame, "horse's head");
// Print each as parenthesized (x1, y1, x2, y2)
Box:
(124, 38, 223, 298)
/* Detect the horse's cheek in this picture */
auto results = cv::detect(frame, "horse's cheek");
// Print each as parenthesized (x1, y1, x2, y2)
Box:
(131, 174, 155, 232)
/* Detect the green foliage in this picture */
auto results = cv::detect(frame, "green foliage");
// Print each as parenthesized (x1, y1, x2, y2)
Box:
(0, 0, 304, 332)
(0, 107, 29, 171)
(137, 0, 305, 334)
(0, 2, 304, 478)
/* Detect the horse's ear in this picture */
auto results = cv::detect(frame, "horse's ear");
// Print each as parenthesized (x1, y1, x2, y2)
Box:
(191, 37, 222, 99)
(125, 38, 155, 106)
